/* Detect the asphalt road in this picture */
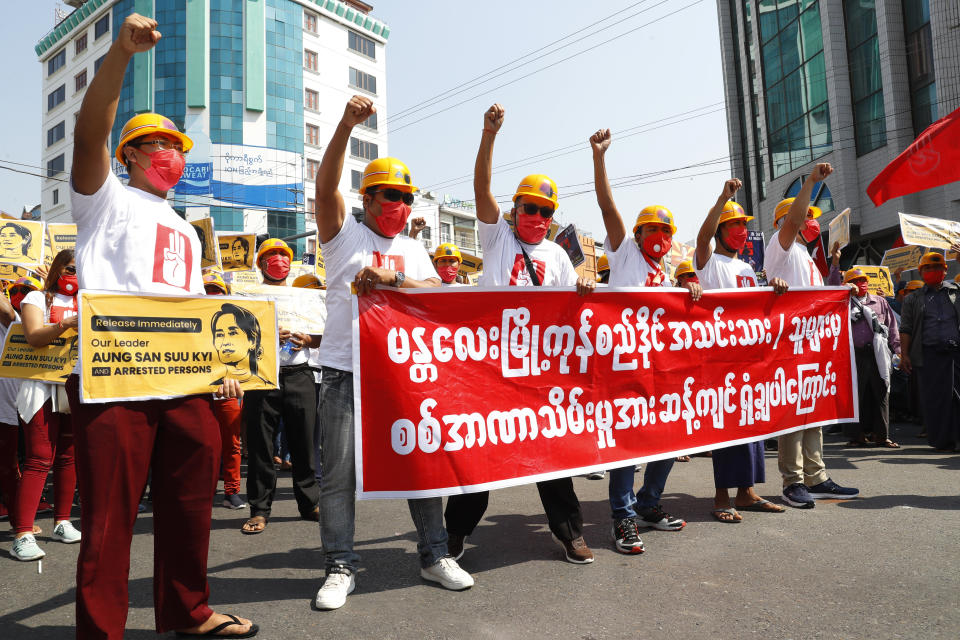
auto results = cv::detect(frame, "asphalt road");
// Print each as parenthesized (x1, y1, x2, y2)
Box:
(2, 422, 958, 640)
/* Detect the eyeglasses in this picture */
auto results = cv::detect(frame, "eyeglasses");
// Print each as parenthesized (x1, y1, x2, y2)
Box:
(519, 202, 555, 218)
(132, 138, 185, 153)
(371, 188, 415, 206)
(64, 265, 76, 274)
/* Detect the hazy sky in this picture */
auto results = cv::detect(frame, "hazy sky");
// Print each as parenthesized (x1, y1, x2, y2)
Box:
(0, 0, 732, 243)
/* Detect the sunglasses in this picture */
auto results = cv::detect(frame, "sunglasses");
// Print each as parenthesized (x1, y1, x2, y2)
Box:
(132, 138, 185, 153)
(519, 202, 554, 218)
(64, 265, 76, 274)
(371, 188, 415, 206)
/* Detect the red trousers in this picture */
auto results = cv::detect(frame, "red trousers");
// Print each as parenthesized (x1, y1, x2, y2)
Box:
(66, 375, 220, 639)
(15, 401, 76, 533)
(213, 398, 243, 496)
(0, 423, 20, 524)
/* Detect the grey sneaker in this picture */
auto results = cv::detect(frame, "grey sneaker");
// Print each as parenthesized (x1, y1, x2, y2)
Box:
(52, 520, 81, 544)
(11, 534, 46, 561)
(315, 568, 355, 610)
(781, 482, 815, 508)
(421, 557, 474, 590)
(222, 493, 248, 510)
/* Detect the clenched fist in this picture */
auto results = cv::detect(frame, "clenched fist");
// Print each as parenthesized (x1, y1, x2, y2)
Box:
(484, 104, 505, 133)
(117, 13, 162, 55)
(342, 95, 376, 128)
(721, 178, 742, 200)
(590, 129, 612, 154)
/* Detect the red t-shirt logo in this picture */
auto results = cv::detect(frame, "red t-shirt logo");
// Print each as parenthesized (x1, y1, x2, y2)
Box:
(736, 275, 757, 288)
(510, 254, 546, 285)
(372, 252, 405, 272)
(152, 224, 194, 290)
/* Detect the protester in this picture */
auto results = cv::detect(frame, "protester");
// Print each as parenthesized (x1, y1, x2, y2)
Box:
(763, 163, 859, 508)
(0, 279, 27, 530)
(313, 95, 473, 610)
(433, 243, 464, 287)
(673, 260, 699, 286)
(899, 251, 960, 451)
(68, 13, 256, 638)
(442, 104, 597, 565)
(290, 273, 324, 487)
(590, 127, 701, 554)
(204, 273, 248, 510)
(240, 238, 320, 534)
(596, 253, 609, 284)
(693, 179, 788, 522)
(827, 256, 901, 448)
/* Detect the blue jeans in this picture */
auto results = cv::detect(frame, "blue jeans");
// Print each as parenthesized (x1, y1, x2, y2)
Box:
(607, 458, 675, 519)
(318, 368, 448, 573)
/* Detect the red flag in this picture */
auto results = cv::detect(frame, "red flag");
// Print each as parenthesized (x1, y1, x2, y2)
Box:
(866, 106, 960, 206)
(811, 234, 829, 278)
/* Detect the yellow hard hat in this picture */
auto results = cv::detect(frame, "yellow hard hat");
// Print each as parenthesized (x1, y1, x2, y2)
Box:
(774, 198, 822, 228)
(842, 268, 868, 285)
(202, 272, 229, 294)
(632, 205, 677, 236)
(919, 251, 947, 270)
(359, 157, 417, 194)
(514, 174, 558, 210)
(114, 113, 193, 164)
(433, 243, 462, 264)
(256, 238, 294, 265)
(292, 273, 323, 289)
(954, 273, 960, 283)
(904, 280, 924, 292)
(10, 276, 42, 293)
(719, 200, 754, 225)
(674, 260, 695, 279)
(597, 254, 609, 272)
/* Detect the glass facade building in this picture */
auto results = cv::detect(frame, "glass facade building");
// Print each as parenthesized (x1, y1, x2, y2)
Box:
(843, 0, 886, 155)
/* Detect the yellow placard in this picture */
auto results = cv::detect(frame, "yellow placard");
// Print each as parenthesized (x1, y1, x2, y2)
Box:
(190, 218, 221, 269)
(230, 282, 326, 334)
(899, 212, 960, 250)
(44, 223, 78, 267)
(852, 265, 894, 297)
(79, 291, 279, 403)
(217, 233, 256, 272)
(880, 245, 925, 272)
(0, 220, 45, 268)
(315, 242, 326, 282)
(0, 323, 78, 382)
(0, 264, 33, 283)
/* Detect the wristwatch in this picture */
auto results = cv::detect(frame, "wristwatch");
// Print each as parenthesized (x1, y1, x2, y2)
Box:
(394, 271, 406, 287)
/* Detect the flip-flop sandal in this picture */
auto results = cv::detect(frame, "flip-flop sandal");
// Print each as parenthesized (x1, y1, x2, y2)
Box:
(240, 516, 267, 535)
(711, 508, 742, 523)
(737, 499, 785, 513)
(875, 440, 900, 448)
(176, 614, 259, 638)
(675, 455, 691, 462)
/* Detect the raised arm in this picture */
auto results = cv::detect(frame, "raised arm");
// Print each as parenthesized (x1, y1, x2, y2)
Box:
(315, 96, 374, 243)
(73, 14, 161, 195)
(779, 162, 832, 250)
(474, 104, 504, 225)
(695, 178, 741, 269)
(589, 129, 627, 251)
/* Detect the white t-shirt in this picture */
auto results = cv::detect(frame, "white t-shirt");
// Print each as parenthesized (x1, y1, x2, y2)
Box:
(764, 229, 823, 287)
(318, 214, 438, 372)
(18, 290, 77, 420)
(71, 172, 204, 295)
(478, 217, 578, 287)
(604, 236, 670, 288)
(0, 318, 22, 425)
(695, 253, 758, 290)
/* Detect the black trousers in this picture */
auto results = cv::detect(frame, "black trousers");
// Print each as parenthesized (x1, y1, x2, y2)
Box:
(243, 365, 319, 518)
(444, 477, 583, 541)
(845, 346, 890, 441)
(916, 347, 960, 450)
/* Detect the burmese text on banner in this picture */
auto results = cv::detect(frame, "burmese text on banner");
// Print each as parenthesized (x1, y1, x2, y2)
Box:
(352, 287, 857, 499)
(79, 291, 279, 403)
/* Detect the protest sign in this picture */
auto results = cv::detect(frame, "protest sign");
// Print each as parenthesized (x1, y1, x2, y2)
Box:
(554, 225, 585, 268)
(828, 208, 851, 250)
(231, 282, 326, 334)
(0, 220, 44, 268)
(880, 245, 925, 273)
(0, 264, 33, 283)
(898, 212, 960, 250)
(78, 291, 279, 403)
(0, 323, 77, 382)
(739, 231, 765, 273)
(44, 223, 77, 267)
(352, 287, 856, 498)
(851, 265, 894, 297)
(217, 232, 256, 272)
(190, 218, 220, 269)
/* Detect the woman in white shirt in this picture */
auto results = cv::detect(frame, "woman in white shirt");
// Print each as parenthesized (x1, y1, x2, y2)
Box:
(9, 250, 81, 561)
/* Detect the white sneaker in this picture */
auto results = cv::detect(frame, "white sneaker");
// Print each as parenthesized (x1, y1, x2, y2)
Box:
(585, 470, 606, 480)
(52, 520, 81, 544)
(11, 534, 46, 561)
(420, 557, 474, 591)
(315, 570, 355, 610)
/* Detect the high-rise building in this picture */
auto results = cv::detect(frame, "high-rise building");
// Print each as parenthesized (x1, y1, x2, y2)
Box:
(36, 0, 390, 257)
(717, 0, 959, 262)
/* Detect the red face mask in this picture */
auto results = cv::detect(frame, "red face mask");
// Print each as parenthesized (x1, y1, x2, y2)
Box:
(723, 226, 749, 252)
(437, 265, 459, 283)
(800, 218, 821, 243)
(922, 269, 945, 286)
(515, 211, 551, 244)
(263, 254, 291, 281)
(57, 273, 78, 296)
(205, 286, 225, 296)
(682, 275, 700, 285)
(372, 200, 411, 238)
(641, 231, 671, 259)
(855, 281, 869, 297)
(134, 148, 186, 192)
(9, 290, 26, 312)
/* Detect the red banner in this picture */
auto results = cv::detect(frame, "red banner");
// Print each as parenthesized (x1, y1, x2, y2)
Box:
(352, 287, 857, 498)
